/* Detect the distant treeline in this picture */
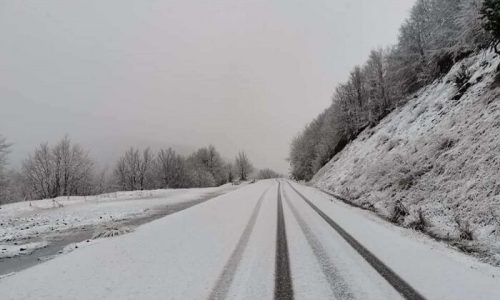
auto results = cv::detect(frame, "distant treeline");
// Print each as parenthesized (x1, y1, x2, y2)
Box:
(0, 135, 282, 203)
(290, 0, 500, 181)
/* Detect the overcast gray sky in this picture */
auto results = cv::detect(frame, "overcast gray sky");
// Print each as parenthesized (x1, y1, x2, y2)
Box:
(0, 0, 415, 173)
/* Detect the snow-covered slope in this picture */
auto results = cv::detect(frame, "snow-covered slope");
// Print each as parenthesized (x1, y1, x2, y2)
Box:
(313, 51, 500, 264)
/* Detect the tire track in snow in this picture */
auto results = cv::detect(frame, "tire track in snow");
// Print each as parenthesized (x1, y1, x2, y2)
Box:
(208, 186, 270, 300)
(282, 185, 356, 300)
(286, 181, 426, 300)
(275, 181, 294, 300)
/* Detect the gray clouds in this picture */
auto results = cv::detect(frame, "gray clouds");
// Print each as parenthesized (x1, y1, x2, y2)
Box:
(0, 0, 414, 173)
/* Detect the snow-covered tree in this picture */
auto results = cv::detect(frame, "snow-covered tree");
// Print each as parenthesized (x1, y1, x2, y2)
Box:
(23, 137, 94, 199)
(257, 168, 282, 179)
(225, 162, 235, 183)
(52, 136, 93, 196)
(187, 145, 227, 186)
(155, 148, 187, 188)
(114, 147, 154, 191)
(138, 148, 153, 190)
(235, 151, 253, 181)
(23, 143, 54, 199)
(457, 0, 492, 50)
(186, 167, 216, 187)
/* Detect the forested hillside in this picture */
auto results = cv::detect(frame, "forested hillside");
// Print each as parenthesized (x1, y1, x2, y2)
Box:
(290, 0, 500, 264)
(314, 51, 500, 264)
(290, 0, 499, 180)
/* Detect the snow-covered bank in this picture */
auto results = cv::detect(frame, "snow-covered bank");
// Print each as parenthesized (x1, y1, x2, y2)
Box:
(312, 51, 500, 264)
(0, 241, 48, 259)
(0, 184, 237, 260)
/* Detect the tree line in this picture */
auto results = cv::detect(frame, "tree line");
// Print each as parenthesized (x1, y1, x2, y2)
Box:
(290, 0, 500, 181)
(0, 135, 281, 204)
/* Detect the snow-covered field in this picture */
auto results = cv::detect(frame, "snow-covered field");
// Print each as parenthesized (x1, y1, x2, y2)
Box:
(0, 185, 236, 261)
(1, 180, 499, 300)
(313, 51, 500, 265)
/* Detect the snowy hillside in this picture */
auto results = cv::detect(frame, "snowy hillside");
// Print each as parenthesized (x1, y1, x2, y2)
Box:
(313, 51, 500, 265)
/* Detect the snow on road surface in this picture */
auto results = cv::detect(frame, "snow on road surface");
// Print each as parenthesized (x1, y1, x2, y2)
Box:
(288, 181, 500, 300)
(0, 179, 499, 300)
(281, 184, 402, 300)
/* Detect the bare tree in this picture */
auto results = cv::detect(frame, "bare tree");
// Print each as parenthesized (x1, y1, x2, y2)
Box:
(22, 137, 94, 200)
(225, 162, 235, 183)
(93, 167, 111, 195)
(206, 145, 226, 185)
(235, 151, 253, 181)
(114, 147, 154, 191)
(23, 143, 55, 199)
(0, 136, 8, 167)
(52, 136, 93, 196)
(114, 156, 129, 191)
(138, 148, 153, 190)
(155, 148, 187, 188)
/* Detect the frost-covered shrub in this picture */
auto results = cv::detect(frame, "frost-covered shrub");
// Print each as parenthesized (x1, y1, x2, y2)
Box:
(390, 200, 409, 224)
(92, 225, 133, 239)
(455, 216, 474, 241)
(406, 208, 428, 232)
(452, 65, 473, 100)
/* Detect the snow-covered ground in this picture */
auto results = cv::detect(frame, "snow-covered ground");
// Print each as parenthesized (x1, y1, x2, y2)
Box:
(0, 241, 48, 259)
(1, 180, 499, 300)
(0, 180, 275, 300)
(0, 184, 236, 261)
(313, 51, 500, 264)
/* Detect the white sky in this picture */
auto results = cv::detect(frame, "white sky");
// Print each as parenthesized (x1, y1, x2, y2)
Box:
(0, 0, 415, 173)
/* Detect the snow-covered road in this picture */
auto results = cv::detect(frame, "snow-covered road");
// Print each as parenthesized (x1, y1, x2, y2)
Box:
(1, 179, 499, 299)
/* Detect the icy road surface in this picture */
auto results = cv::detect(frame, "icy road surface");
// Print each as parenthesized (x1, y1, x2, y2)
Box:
(0, 179, 499, 299)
